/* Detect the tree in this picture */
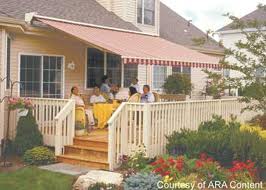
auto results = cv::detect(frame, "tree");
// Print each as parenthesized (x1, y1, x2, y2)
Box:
(203, 70, 226, 99)
(220, 6, 266, 114)
(163, 73, 192, 95)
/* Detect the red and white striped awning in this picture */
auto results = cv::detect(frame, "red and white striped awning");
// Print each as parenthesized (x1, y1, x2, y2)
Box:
(38, 18, 221, 68)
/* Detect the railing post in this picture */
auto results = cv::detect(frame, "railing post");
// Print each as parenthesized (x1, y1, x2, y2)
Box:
(108, 123, 115, 171)
(70, 101, 75, 145)
(219, 99, 222, 116)
(143, 103, 151, 157)
(120, 105, 128, 154)
(55, 119, 62, 156)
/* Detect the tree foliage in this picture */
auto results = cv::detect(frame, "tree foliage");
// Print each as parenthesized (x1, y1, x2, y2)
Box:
(220, 5, 266, 113)
(163, 73, 192, 95)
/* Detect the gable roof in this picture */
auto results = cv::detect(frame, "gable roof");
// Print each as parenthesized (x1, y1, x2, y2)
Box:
(160, 3, 224, 53)
(218, 6, 266, 32)
(0, 0, 139, 31)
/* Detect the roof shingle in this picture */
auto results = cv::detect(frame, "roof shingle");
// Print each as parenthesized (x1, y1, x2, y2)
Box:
(160, 3, 224, 53)
(218, 6, 266, 32)
(0, 0, 139, 31)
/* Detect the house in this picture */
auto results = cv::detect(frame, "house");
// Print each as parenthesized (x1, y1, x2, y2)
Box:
(159, 3, 224, 97)
(217, 6, 266, 95)
(0, 0, 225, 169)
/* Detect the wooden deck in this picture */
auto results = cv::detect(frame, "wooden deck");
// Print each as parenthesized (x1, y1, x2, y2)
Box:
(57, 129, 109, 169)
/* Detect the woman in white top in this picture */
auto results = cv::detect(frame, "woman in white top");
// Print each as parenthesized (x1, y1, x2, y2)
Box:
(130, 78, 141, 93)
(71, 86, 95, 126)
(90, 87, 106, 104)
(141, 85, 155, 103)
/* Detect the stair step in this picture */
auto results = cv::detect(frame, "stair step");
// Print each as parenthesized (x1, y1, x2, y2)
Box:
(73, 138, 108, 149)
(64, 145, 108, 160)
(57, 154, 109, 170)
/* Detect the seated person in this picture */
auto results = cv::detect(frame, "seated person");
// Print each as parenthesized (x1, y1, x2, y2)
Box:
(90, 86, 106, 104)
(109, 84, 120, 100)
(140, 85, 155, 103)
(129, 86, 138, 97)
(100, 75, 111, 94)
(70, 86, 95, 126)
(130, 78, 141, 93)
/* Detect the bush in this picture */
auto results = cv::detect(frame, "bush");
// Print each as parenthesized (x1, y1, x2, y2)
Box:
(249, 114, 266, 130)
(166, 116, 266, 170)
(163, 74, 192, 95)
(13, 111, 43, 155)
(124, 173, 162, 190)
(23, 146, 55, 165)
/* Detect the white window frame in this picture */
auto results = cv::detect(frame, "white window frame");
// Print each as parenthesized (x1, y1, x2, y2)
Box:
(152, 65, 168, 91)
(137, 0, 156, 26)
(18, 53, 65, 98)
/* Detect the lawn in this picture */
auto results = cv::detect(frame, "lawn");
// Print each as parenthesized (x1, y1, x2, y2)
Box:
(0, 166, 75, 190)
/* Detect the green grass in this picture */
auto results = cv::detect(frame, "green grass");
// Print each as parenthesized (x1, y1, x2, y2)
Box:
(0, 166, 75, 190)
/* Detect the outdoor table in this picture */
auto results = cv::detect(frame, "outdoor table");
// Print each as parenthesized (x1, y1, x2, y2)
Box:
(93, 100, 120, 129)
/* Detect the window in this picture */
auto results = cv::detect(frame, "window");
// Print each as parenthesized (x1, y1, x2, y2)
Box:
(172, 66, 181, 75)
(107, 53, 121, 85)
(172, 66, 191, 76)
(182, 67, 191, 75)
(137, 0, 155, 26)
(124, 64, 138, 87)
(20, 55, 63, 98)
(43, 56, 63, 98)
(6, 36, 11, 89)
(153, 65, 167, 89)
(87, 48, 104, 88)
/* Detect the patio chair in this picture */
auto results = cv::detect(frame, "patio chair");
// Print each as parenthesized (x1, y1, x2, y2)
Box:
(75, 107, 86, 128)
(128, 93, 141, 103)
(152, 92, 160, 102)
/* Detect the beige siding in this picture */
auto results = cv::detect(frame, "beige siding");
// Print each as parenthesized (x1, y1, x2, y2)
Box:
(95, 0, 112, 10)
(8, 32, 87, 98)
(96, 0, 160, 35)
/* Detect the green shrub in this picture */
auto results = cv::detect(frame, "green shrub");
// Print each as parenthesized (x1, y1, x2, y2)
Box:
(14, 111, 43, 155)
(163, 74, 192, 95)
(166, 116, 266, 169)
(23, 146, 55, 165)
(124, 173, 162, 190)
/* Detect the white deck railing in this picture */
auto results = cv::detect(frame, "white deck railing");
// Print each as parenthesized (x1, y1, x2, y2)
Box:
(10, 98, 75, 155)
(107, 98, 256, 170)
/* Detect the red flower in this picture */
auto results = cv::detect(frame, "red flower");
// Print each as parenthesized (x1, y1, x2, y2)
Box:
(163, 171, 171, 176)
(153, 167, 163, 173)
(195, 160, 203, 168)
(200, 153, 208, 161)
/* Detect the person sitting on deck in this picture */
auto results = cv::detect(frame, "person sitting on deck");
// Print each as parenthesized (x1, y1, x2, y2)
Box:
(90, 86, 106, 104)
(130, 78, 141, 93)
(100, 75, 111, 95)
(129, 86, 138, 97)
(141, 85, 155, 103)
(70, 86, 95, 126)
(109, 84, 120, 100)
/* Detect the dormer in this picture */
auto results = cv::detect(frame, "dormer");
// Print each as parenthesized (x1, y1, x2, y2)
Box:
(96, 0, 160, 35)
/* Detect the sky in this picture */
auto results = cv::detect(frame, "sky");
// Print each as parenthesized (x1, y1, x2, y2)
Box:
(161, 0, 266, 34)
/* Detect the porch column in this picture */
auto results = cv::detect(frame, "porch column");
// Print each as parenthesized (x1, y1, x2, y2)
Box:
(104, 51, 107, 75)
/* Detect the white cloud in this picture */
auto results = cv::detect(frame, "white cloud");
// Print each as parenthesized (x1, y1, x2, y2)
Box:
(161, 0, 266, 32)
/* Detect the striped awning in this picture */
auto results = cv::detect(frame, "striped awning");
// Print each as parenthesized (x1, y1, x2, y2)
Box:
(38, 18, 221, 68)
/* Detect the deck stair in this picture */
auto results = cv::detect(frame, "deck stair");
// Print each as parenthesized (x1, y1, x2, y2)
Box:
(57, 129, 109, 170)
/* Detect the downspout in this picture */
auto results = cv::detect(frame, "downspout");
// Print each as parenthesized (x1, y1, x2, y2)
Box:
(0, 29, 6, 156)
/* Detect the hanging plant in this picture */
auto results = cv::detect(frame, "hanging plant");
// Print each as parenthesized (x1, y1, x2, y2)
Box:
(8, 97, 34, 111)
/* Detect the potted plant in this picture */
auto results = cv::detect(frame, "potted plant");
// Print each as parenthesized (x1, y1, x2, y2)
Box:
(8, 97, 34, 116)
(75, 121, 86, 136)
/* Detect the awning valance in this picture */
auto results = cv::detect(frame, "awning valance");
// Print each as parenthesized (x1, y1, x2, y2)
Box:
(38, 18, 220, 68)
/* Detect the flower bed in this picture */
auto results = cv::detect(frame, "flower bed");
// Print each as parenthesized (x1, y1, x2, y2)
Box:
(116, 116, 266, 189)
